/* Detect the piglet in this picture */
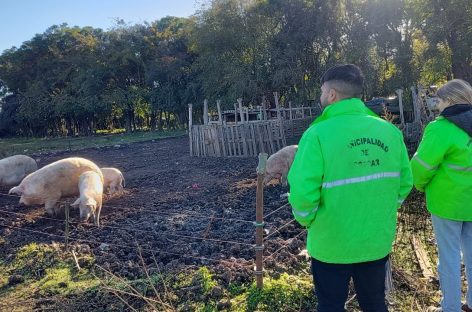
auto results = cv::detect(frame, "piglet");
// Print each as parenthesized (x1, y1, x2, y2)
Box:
(101, 167, 125, 195)
(72, 171, 104, 226)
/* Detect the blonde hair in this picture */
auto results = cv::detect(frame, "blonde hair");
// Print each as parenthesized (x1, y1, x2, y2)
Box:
(437, 79, 472, 107)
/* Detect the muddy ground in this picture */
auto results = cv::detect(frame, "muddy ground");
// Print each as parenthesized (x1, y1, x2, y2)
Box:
(0, 136, 305, 289)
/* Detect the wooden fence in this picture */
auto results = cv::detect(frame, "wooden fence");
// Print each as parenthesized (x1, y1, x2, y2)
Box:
(190, 120, 287, 157)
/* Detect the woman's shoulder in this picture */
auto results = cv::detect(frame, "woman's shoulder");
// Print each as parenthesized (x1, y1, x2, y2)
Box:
(425, 117, 451, 131)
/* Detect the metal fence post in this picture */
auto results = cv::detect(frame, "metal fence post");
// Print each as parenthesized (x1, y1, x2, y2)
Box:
(255, 153, 268, 289)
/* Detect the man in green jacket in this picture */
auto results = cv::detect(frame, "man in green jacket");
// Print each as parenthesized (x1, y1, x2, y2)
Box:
(288, 64, 412, 312)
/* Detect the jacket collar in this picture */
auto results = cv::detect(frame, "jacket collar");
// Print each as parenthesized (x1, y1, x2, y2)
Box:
(311, 98, 377, 126)
(440, 104, 472, 137)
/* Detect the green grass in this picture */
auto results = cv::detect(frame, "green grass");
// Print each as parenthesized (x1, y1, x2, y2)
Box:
(0, 238, 439, 311)
(231, 273, 317, 312)
(0, 129, 186, 157)
(0, 243, 100, 310)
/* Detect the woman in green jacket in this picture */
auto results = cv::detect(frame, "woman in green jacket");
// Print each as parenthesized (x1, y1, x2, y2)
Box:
(411, 79, 472, 312)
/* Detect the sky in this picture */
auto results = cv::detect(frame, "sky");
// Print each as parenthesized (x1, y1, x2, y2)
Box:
(0, 0, 200, 53)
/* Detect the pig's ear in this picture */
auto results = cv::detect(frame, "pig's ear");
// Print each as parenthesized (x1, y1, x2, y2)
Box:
(8, 186, 23, 195)
(71, 198, 81, 208)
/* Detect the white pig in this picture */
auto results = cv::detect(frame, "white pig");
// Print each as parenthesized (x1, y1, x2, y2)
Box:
(262, 145, 298, 186)
(101, 167, 125, 195)
(0, 155, 37, 186)
(8, 157, 103, 217)
(71, 171, 103, 226)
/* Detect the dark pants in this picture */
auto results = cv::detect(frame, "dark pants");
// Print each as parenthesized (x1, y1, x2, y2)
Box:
(311, 256, 389, 312)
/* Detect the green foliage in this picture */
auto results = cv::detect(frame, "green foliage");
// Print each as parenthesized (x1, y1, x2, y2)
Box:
(231, 273, 316, 312)
(0, 242, 99, 304)
(0, 0, 470, 137)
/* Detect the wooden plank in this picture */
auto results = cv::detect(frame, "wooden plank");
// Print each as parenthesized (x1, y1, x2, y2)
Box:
(217, 100, 223, 125)
(219, 125, 227, 157)
(234, 125, 241, 156)
(289, 101, 293, 120)
(244, 125, 251, 156)
(256, 124, 265, 154)
(194, 126, 199, 156)
(250, 124, 257, 156)
(272, 122, 281, 151)
(203, 99, 209, 125)
(255, 152, 268, 289)
(266, 123, 275, 154)
(205, 127, 213, 156)
(227, 126, 233, 157)
(411, 235, 435, 279)
(230, 126, 237, 156)
(234, 103, 238, 125)
(188, 104, 193, 156)
(238, 98, 245, 123)
(280, 119, 287, 147)
(241, 123, 248, 156)
(192, 126, 197, 156)
(223, 126, 230, 157)
(210, 127, 217, 157)
(224, 126, 229, 157)
(201, 126, 206, 156)
(211, 125, 223, 157)
(197, 126, 202, 157)
(274, 92, 281, 120)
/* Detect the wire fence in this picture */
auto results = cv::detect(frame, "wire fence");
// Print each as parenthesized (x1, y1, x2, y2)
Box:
(0, 162, 438, 310)
(0, 150, 306, 309)
(0, 189, 301, 272)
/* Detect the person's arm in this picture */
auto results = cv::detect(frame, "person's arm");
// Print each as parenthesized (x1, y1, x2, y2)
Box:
(410, 122, 449, 192)
(288, 128, 324, 227)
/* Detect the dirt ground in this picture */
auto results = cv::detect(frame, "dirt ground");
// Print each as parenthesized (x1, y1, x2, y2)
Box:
(0, 136, 304, 286)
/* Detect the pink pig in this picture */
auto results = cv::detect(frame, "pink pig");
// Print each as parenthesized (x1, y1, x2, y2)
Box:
(0, 155, 37, 186)
(9, 157, 103, 217)
(261, 145, 298, 186)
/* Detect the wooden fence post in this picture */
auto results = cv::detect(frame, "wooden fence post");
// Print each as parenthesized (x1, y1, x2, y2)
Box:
(188, 104, 193, 156)
(273, 92, 281, 121)
(64, 203, 70, 251)
(395, 89, 405, 126)
(255, 153, 268, 289)
(217, 100, 223, 125)
(237, 98, 245, 123)
(288, 101, 293, 120)
(203, 99, 209, 125)
(262, 96, 267, 120)
(234, 103, 238, 125)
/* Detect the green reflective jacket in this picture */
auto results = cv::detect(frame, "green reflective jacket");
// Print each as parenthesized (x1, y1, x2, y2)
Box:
(288, 98, 413, 264)
(411, 117, 472, 220)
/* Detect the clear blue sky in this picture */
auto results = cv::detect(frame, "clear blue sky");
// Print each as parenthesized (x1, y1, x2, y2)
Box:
(0, 0, 200, 53)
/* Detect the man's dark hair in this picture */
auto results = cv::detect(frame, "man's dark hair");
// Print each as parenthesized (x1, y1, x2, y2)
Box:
(320, 64, 364, 98)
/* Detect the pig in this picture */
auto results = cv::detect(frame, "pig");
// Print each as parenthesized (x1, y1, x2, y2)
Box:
(71, 171, 103, 226)
(8, 157, 103, 217)
(262, 145, 298, 186)
(0, 155, 37, 186)
(101, 167, 125, 195)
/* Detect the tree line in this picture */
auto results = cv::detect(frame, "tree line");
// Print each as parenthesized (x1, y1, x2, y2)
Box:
(0, 0, 470, 137)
